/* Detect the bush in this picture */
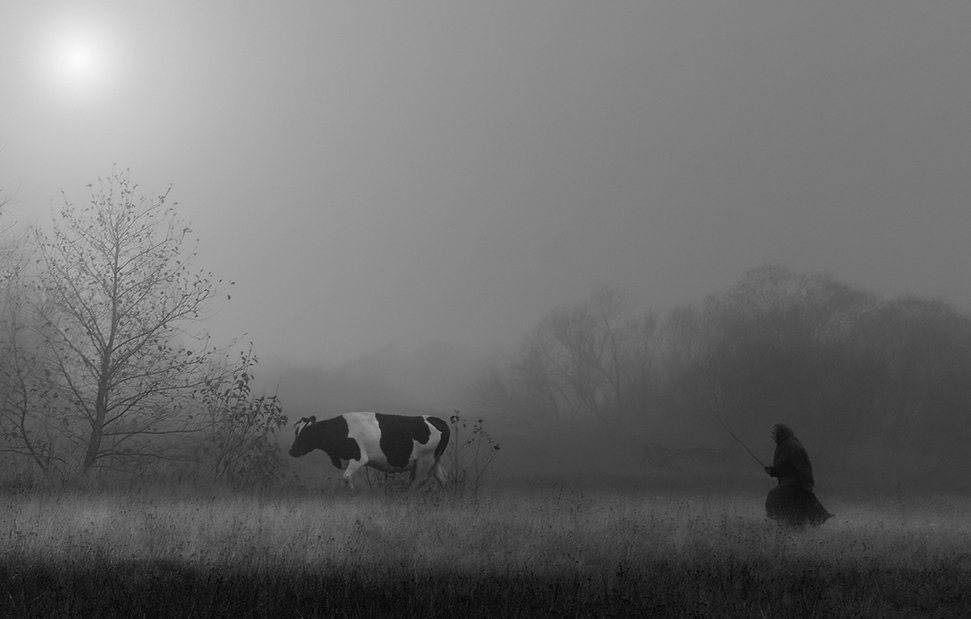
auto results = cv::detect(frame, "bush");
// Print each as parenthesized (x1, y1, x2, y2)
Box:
(444, 411, 500, 497)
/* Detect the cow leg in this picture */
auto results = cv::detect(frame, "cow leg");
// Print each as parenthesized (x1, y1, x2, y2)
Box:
(342, 456, 368, 490)
(432, 458, 448, 487)
(410, 456, 435, 490)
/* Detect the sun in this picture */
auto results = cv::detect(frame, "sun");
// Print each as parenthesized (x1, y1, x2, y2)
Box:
(37, 17, 122, 104)
(55, 36, 104, 85)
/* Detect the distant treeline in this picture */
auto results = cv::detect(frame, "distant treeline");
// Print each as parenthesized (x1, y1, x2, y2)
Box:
(4, 169, 967, 492)
(474, 265, 971, 490)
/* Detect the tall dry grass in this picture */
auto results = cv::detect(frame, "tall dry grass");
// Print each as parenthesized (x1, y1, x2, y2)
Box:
(1, 486, 969, 616)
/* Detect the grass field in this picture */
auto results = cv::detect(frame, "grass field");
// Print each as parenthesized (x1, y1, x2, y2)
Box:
(1, 485, 969, 617)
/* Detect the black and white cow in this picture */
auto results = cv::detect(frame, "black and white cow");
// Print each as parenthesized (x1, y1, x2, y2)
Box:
(288, 412, 450, 490)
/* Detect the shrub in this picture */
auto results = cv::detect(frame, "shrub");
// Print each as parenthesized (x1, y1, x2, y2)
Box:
(444, 410, 500, 497)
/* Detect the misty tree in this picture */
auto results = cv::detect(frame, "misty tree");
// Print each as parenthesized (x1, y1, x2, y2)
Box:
(475, 265, 971, 487)
(0, 178, 67, 475)
(22, 169, 231, 476)
(846, 296, 971, 478)
(0, 165, 15, 206)
(0, 231, 66, 474)
(480, 287, 658, 421)
(542, 287, 658, 419)
(196, 345, 287, 485)
(659, 267, 879, 454)
(505, 326, 562, 418)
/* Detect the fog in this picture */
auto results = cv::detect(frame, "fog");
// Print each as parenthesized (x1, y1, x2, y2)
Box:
(3, 2, 970, 372)
(4, 3, 971, 493)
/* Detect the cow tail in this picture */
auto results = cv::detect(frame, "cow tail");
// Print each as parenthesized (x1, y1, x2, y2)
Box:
(427, 416, 450, 459)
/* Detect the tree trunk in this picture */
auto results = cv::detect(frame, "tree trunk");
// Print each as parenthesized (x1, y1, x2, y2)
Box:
(81, 380, 109, 474)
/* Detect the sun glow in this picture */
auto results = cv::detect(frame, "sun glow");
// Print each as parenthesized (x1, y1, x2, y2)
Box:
(56, 37, 103, 82)
(37, 17, 123, 104)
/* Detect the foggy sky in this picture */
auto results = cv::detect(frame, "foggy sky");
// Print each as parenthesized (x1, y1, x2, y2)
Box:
(3, 2, 970, 366)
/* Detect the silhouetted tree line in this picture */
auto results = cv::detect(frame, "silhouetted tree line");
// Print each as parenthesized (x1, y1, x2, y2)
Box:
(7, 174, 967, 491)
(476, 266, 971, 489)
(0, 170, 285, 485)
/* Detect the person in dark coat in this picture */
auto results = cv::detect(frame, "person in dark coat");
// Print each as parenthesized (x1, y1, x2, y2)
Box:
(764, 424, 834, 526)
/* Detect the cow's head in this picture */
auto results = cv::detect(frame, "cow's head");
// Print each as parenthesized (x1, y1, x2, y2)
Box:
(288, 416, 318, 457)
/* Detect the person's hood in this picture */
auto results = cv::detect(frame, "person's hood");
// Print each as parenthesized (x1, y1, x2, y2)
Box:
(772, 423, 795, 444)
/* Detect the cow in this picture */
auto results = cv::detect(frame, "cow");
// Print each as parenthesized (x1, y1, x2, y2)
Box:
(288, 412, 450, 490)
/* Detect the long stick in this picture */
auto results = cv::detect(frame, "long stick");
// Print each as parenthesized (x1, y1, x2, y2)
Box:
(708, 405, 767, 468)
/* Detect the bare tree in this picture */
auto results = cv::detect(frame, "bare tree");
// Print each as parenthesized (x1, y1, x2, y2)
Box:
(28, 169, 231, 475)
(0, 234, 70, 476)
(487, 287, 658, 421)
(0, 176, 68, 476)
